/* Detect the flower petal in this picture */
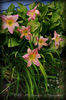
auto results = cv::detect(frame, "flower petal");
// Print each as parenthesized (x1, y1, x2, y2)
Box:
(43, 42, 48, 46)
(27, 60, 32, 67)
(22, 26, 26, 30)
(55, 41, 59, 46)
(34, 42, 38, 46)
(27, 11, 31, 16)
(43, 38, 48, 41)
(1, 15, 7, 22)
(36, 54, 41, 58)
(33, 59, 40, 66)
(55, 42, 59, 49)
(26, 34, 31, 40)
(38, 45, 42, 50)
(20, 34, 24, 39)
(2, 23, 8, 29)
(35, 10, 40, 15)
(33, 48, 38, 54)
(31, 14, 36, 20)
(22, 54, 29, 60)
(40, 36, 43, 39)
(27, 48, 31, 54)
(8, 25, 15, 34)
(28, 17, 31, 21)
(60, 38, 64, 41)
(34, 5, 38, 10)
(52, 37, 55, 40)
(27, 26, 30, 31)
(54, 30, 58, 38)
(13, 14, 19, 21)
(15, 22, 19, 27)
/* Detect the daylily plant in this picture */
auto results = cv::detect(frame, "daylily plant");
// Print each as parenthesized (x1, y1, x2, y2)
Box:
(27, 4, 40, 21)
(35, 36, 48, 50)
(1, 15, 19, 34)
(0, 2, 65, 97)
(52, 31, 64, 49)
(17, 26, 32, 40)
(22, 48, 41, 67)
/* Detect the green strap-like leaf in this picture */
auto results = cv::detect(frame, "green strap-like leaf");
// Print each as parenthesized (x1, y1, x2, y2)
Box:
(16, 72, 20, 95)
(23, 75, 30, 99)
(8, 38, 19, 47)
(7, 4, 15, 12)
(39, 61, 48, 92)
(26, 68, 34, 95)
(17, 3, 27, 13)
(29, 67, 39, 94)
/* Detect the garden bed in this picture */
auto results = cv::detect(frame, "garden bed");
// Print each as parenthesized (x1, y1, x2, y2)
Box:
(0, 0, 66, 100)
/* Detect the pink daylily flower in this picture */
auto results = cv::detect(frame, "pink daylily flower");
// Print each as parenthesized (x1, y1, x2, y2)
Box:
(17, 26, 32, 40)
(27, 4, 40, 21)
(22, 48, 41, 67)
(35, 36, 48, 50)
(1, 15, 19, 34)
(52, 31, 64, 49)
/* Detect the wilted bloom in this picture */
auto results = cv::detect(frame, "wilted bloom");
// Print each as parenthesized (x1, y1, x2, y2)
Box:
(52, 31, 64, 49)
(22, 48, 41, 67)
(35, 36, 48, 50)
(17, 26, 32, 40)
(27, 4, 40, 21)
(1, 15, 19, 34)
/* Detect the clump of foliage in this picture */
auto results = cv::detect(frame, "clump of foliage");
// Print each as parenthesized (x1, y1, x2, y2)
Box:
(0, 1, 65, 99)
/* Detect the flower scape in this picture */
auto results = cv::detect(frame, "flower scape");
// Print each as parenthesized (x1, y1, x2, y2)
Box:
(0, 1, 65, 99)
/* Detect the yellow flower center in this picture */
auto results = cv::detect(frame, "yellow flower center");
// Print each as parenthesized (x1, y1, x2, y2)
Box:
(56, 37, 59, 42)
(39, 39, 44, 45)
(7, 20, 13, 26)
(30, 11, 35, 16)
(56, 44, 59, 49)
(29, 54, 36, 60)
(23, 30, 28, 36)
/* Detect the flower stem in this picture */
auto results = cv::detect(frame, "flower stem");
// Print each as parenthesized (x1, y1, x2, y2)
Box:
(29, 41, 33, 49)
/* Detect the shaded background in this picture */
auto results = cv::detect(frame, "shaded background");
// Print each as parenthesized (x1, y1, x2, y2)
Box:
(0, 0, 53, 12)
